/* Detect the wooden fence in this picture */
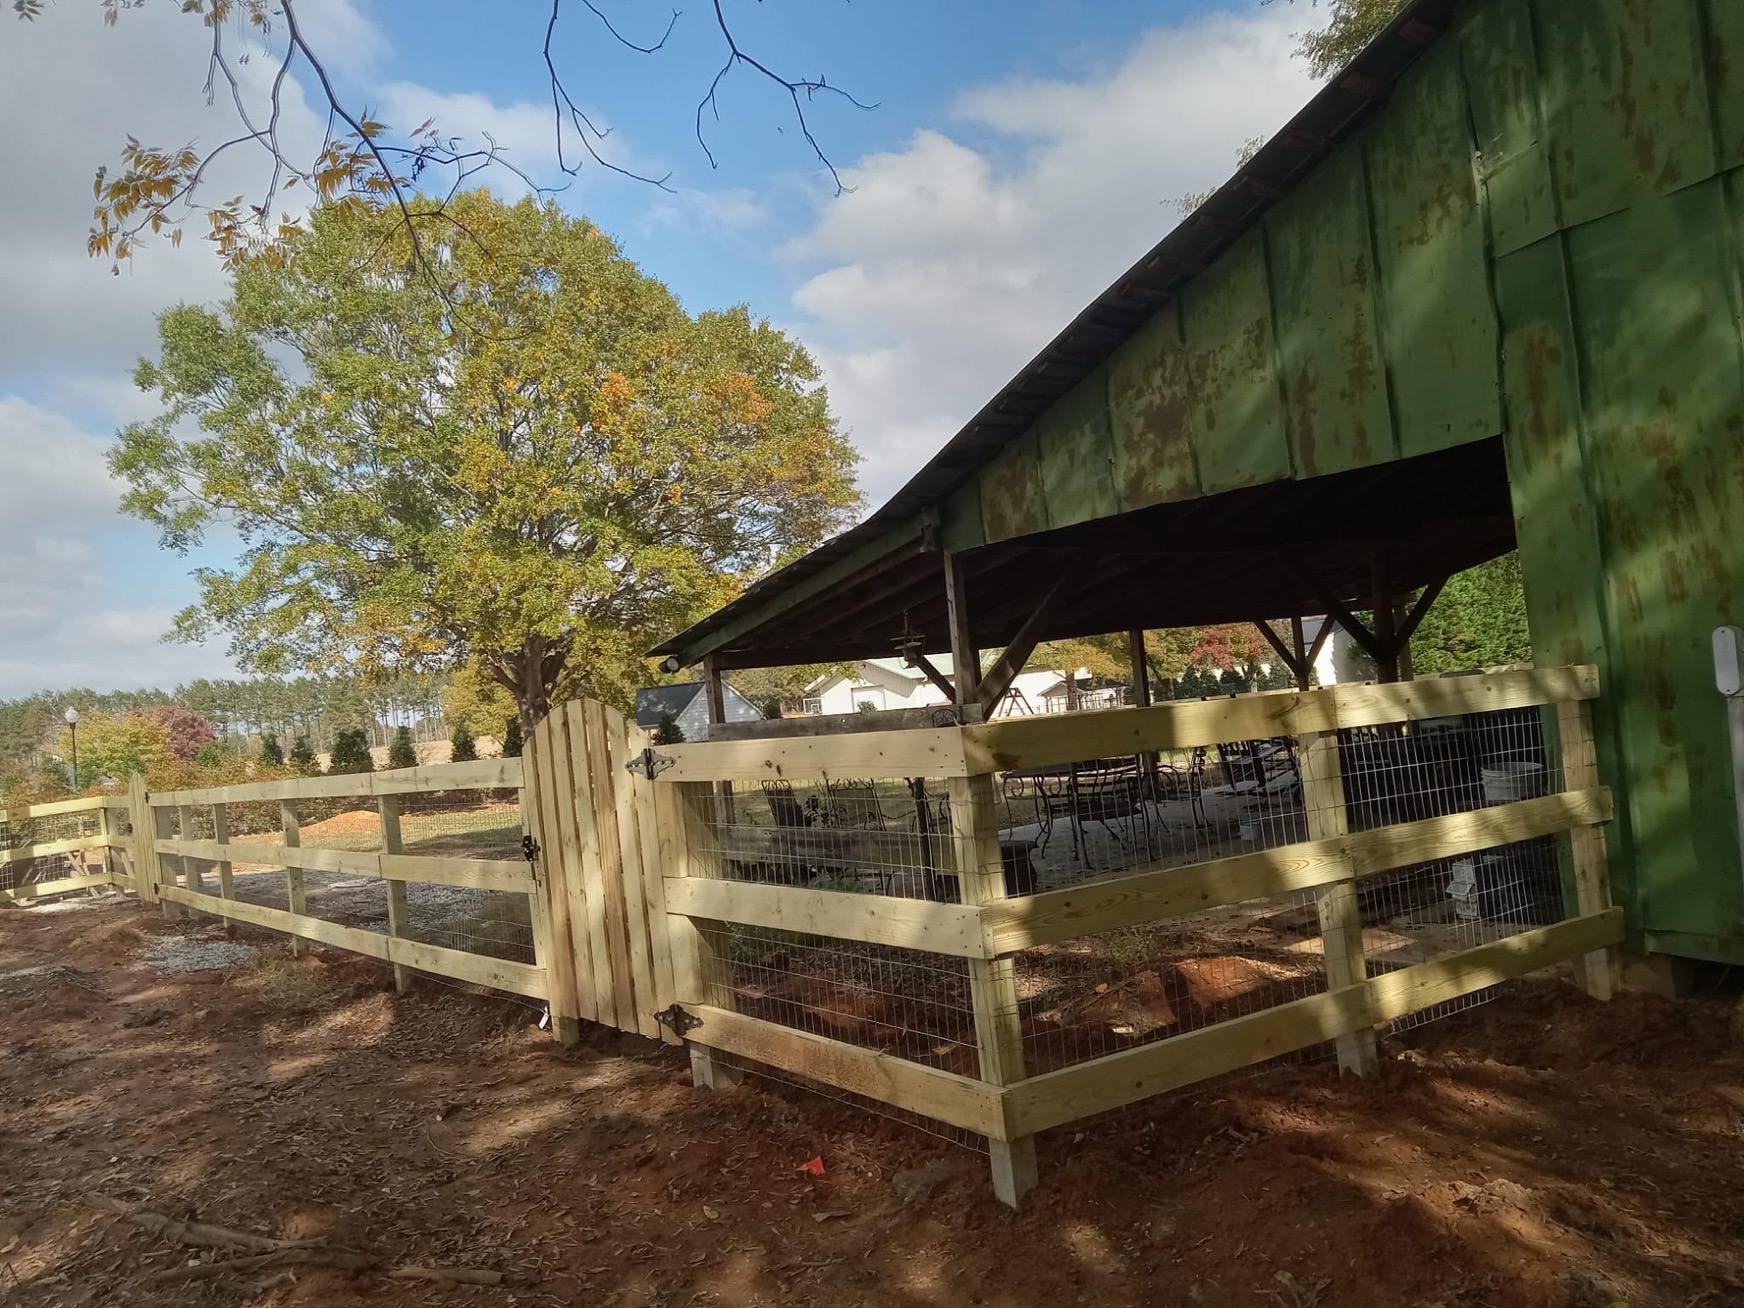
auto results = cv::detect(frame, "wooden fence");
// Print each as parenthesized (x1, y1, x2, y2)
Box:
(1, 794, 133, 902)
(4, 665, 1623, 1208)
(645, 665, 1622, 1206)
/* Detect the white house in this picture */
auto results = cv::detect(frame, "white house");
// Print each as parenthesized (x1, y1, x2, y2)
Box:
(802, 656, 1089, 720)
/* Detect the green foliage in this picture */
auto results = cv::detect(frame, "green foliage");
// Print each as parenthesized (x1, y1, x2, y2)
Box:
(651, 710, 685, 745)
(501, 716, 524, 758)
(1409, 554, 1533, 674)
(387, 725, 417, 769)
(441, 659, 518, 741)
(193, 741, 226, 768)
(450, 722, 478, 763)
(113, 192, 860, 729)
(1293, 0, 1405, 79)
(57, 711, 171, 784)
(328, 728, 374, 775)
(289, 735, 317, 773)
(259, 735, 285, 767)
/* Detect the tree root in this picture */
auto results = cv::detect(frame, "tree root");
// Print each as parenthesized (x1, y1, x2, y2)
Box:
(85, 1193, 504, 1286)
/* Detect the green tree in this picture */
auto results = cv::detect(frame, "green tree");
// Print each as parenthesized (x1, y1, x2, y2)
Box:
(113, 192, 859, 735)
(1293, 0, 1406, 80)
(57, 712, 171, 784)
(1409, 554, 1533, 674)
(651, 711, 686, 746)
(328, 728, 374, 774)
(449, 723, 478, 763)
(501, 716, 524, 759)
(441, 658, 519, 739)
(289, 735, 317, 773)
(259, 735, 285, 767)
(387, 725, 417, 769)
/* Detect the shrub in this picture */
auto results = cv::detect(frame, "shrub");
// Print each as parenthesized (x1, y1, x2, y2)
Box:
(259, 735, 285, 767)
(651, 710, 685, 745)
(450, 723, 478, 763)
(193, 741, 226, 768)
(387, 725, 417, 769)
(501, 715, 524, 758)
(328, 728, 374, 774)
(288, 736, 317, 773)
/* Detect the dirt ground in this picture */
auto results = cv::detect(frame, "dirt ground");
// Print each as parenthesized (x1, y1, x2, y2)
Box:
(5, 901, 1744, 1308)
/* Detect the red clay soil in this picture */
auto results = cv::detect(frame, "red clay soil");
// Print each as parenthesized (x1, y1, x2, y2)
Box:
(4, 901, 1744, 1308)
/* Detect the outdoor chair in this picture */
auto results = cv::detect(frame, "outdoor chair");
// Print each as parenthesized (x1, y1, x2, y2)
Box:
(1031, 758, 1151, 862)
(761, 779, 814, 829)
(818, 777, 894, 830)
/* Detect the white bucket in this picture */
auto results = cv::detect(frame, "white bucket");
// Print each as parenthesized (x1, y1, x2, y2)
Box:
(1481, 761, 1546, 804)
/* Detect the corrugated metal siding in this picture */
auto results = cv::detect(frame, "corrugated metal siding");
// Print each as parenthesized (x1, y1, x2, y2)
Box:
(939, 0, 1744, 962)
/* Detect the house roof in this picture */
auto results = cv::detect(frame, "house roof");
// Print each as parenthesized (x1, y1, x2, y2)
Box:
(650, 0, 1468, 671)
(634, 683, 701, 728)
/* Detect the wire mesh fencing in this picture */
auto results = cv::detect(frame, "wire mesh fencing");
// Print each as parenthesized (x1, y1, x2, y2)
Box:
(0, 801, 119, 896)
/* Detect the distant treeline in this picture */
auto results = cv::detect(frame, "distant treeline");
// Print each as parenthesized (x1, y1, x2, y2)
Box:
(0, 673, 451, 771)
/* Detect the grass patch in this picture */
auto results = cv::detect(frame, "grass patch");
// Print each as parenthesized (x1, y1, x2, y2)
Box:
(238, 952, 335, 1014)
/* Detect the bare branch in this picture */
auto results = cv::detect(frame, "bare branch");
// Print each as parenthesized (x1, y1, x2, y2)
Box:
(696, 0, 877, 195)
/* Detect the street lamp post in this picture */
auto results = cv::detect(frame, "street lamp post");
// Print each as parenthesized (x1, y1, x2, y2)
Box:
(64, 707, 79, 786)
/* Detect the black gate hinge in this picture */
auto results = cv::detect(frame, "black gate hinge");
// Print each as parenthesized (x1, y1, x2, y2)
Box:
(654, 1003, 702, 1038)
(626, 748, 675, 780)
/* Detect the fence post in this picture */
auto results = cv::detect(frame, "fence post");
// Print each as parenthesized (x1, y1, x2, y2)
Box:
(378, 795, 412, 995)
(672, 779, 742, 1090)
(949, 773, 1037, 1208)
(177, 803, 203, 896)
(1557, 699, 1617, 1000)
(126, 774, 160, 906)
(96, 803, 115, 890)
(280, 800, 306, 957)
(1300, 730, 1379, 1077)
(211, 802, 234, 921)
(153, 804, 183, 918)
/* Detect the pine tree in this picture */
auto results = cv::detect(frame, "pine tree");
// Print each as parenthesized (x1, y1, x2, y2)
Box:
(289, 735, 316, 773)
(388, 725, 417, 769)
(328, 728, 375, 775)
(502, 715, 524, 758)
(259, 735, 285, 767)
(450, 723, 477, 763)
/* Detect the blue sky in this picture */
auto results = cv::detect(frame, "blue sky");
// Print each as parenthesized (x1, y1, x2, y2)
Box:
(0, 0, 1322, 697)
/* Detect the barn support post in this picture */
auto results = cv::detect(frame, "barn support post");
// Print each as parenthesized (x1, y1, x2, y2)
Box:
(702, 656, 736, 825)
(944, 552, 979, 711)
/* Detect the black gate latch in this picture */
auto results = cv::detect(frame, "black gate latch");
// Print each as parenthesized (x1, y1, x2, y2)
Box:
(521, 835, 540, 862)
(654, 1003, 702, 1038)
(626, 748, 675, 780)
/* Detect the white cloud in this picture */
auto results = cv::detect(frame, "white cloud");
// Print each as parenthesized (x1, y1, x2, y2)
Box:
(786, 8, 1322, 506)
(374, 83, 561, 196)
(0, 398, 234, 697)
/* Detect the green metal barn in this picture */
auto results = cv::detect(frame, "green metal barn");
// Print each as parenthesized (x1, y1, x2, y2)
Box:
(654, 0, 1744, 971)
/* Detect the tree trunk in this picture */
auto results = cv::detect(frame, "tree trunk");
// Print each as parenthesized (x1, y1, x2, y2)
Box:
(488, 633, 573, 736)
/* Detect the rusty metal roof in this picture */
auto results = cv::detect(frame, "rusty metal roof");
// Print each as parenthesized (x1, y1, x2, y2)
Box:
(653, 0, 1464, 665)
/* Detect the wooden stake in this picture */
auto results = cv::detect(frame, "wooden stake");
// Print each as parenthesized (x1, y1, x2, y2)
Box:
(280, 800, 306, 957)
(1557, 699, 1617, 999)
(949, 774, 1038, 1207)
(1299, 730, 1379, 1076)
(378, 795, 411, 994)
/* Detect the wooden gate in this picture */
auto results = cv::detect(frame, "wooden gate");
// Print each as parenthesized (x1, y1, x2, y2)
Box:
(522, 700, 679, 1043)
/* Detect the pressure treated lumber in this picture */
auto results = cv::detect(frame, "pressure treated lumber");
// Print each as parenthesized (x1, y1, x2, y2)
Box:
(664, 876, 991, 957)
(152, 839, 533, 893)
(685, 1004, 1006, 1139)
(152, 757, 523, 807)
(156, 884, 547, 997)
(1558, 699, 1618, 1000)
